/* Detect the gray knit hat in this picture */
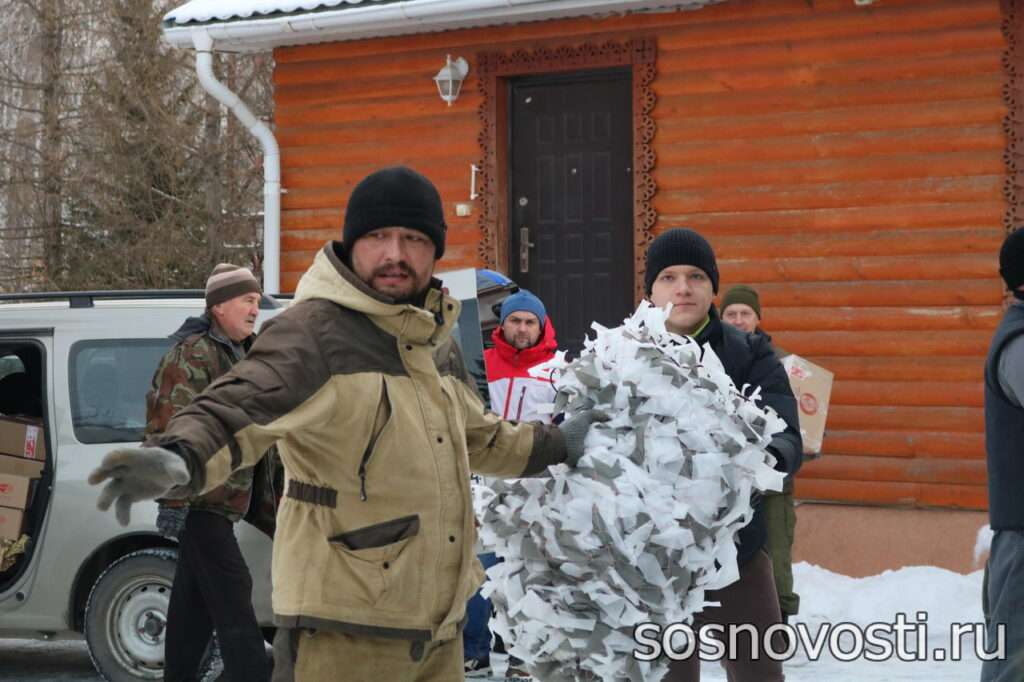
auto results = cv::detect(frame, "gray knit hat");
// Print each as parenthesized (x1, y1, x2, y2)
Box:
(205, 263, 262, 308)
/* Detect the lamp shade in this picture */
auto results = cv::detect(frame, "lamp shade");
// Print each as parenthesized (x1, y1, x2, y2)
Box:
(434, 55, 469, 106)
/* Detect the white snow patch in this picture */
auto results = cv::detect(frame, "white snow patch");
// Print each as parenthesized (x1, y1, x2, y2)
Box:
(974, 524, 993, 566)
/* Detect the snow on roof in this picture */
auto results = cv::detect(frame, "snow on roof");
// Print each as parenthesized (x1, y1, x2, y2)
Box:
(162, 0, 723, 52)
(164, 0, 383, 26)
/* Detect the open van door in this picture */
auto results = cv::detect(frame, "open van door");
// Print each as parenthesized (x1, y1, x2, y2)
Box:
(0, 333, 54, 610)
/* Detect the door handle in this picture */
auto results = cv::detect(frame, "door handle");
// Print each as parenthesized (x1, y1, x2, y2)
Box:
(519, 227, 536, 273)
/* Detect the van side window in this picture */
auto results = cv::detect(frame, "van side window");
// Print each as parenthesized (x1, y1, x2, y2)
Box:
(69, 340, 173, 444)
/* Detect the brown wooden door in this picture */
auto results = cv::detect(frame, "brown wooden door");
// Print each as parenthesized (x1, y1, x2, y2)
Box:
(509, 70, 634, 354)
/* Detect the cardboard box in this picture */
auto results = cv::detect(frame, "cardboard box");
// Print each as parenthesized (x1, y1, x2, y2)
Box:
(0, 454, 43, 511)
(0, 474, 31, 510)
(0, 506, 25, 541)
(781, 354, 834, 455)
(0, 452, 45, 478)
(0, 416, 46, 461)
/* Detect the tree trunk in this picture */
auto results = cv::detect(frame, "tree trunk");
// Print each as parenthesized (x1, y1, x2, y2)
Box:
(39, 0, 63, 286)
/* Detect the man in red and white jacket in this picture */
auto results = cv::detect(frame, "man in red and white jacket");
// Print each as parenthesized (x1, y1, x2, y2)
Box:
(466, 289, 558, 678)
(484, 289, 558, 423)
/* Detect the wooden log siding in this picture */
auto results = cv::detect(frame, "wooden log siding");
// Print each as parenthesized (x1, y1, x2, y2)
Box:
(273, 0, 1010, 510)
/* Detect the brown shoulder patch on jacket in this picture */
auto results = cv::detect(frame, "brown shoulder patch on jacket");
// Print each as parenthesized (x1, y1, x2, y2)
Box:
(303, 299, 408, 378)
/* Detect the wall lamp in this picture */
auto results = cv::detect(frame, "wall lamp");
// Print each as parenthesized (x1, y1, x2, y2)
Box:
(434, 54, 469, 106)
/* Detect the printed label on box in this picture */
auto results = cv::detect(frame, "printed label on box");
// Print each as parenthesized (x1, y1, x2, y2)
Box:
(24, 426, 38, 459)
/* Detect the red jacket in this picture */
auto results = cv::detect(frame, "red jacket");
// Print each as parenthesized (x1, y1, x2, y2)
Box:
(484, 320, 559, 423)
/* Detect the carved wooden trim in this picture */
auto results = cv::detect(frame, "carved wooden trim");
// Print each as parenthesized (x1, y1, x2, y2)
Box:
(476, 38, 658, 302)
(1003, 0, 1024, 232)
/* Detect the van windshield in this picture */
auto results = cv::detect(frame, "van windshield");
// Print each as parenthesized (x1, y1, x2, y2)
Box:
(69, 340, 173, 444)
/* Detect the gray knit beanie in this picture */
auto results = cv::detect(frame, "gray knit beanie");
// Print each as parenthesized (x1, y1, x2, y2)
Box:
(205, 263, 262, 308)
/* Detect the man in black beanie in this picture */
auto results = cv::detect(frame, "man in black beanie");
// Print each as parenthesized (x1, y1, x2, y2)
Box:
(644, 228, 802, 682)
(982, 228, 1024, 682)
(88, 165, 595, 682)
(342, 165, 448, 302)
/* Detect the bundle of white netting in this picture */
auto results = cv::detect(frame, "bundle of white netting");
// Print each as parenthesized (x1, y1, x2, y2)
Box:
(475, 302, 786, 681)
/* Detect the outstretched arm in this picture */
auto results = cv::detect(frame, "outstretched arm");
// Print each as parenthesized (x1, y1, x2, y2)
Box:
(90, 306, 335, 523)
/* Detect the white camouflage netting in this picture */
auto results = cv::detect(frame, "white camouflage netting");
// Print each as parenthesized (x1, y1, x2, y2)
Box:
(475, 302, 786, 681)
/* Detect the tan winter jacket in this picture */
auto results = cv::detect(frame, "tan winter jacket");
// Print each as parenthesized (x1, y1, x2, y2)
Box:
(151, 242, 566, 642)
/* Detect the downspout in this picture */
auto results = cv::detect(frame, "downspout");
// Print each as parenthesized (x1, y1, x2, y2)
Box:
(190, 29, 280, 294)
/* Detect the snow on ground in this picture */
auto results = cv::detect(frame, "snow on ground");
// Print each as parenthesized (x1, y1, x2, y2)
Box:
(0, 562, 991, 681)
(698, 562, 986, 682)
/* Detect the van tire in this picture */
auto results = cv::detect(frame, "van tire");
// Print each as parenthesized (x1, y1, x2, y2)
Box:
(84, 548, 177, 681)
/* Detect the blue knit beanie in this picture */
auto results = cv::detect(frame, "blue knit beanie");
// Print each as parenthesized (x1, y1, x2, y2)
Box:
(500, 290, 546, 328)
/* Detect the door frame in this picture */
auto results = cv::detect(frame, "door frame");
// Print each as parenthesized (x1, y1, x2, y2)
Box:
(475, 38, 657, 303)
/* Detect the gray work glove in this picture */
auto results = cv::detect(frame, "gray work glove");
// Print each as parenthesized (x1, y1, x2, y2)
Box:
(559, 410, 597, 467)
(156, 504, 189, 540)
(88, 446, 191, 526)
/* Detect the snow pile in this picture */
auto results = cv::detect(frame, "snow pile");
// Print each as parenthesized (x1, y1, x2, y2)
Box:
(476, 302, 786, 682)
(792, 562, 985, 637)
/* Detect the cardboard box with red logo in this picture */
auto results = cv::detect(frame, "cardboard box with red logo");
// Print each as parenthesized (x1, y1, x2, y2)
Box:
(0, 416, 46, 462)
(0, 506, 26, 542)
(781, 354, 834, 456)
(0, 454, 44, 510)
(0, 417, 47, 541)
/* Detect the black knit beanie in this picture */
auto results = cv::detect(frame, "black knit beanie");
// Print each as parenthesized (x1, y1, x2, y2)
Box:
(1000, 228, 1024, 297)
(644, 228, 719, 294)
(343, 166, 447, 259)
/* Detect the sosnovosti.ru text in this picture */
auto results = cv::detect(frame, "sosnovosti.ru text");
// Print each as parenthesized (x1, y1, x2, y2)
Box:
(633, 612, 1006, 663)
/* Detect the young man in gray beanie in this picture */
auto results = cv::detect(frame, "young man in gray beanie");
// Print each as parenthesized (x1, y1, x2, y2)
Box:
(982, 228, 1024, 682)
(146, 263, 277, 682)
(644, 228, 802, 682)
(90, 166, 593, 682)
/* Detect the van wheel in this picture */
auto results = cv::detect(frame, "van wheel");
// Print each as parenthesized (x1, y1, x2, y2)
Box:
(84, 548, 177, 681)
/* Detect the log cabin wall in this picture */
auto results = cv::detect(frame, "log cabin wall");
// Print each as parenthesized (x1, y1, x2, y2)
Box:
(274, 0, 1012, 511)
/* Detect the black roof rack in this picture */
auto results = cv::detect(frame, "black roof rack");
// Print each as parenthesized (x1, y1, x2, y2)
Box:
(0, 290, 290, 309)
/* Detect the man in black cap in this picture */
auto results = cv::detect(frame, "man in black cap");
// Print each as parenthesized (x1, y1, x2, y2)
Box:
(644, 228, 802, 682)
(981, 228, 1024, 682)
(88, 166, 592, 682)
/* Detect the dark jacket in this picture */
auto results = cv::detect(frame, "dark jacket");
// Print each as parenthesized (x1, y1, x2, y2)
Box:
(753, 327, 789, 362)
(695, 307, 802, 565)
(984, 302, 1024, 530)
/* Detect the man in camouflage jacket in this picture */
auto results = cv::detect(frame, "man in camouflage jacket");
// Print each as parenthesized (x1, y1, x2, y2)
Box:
(147, 263, 276, 682)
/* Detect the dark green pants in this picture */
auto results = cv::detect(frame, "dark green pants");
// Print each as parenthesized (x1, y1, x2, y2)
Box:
(762, 479, 799, 617)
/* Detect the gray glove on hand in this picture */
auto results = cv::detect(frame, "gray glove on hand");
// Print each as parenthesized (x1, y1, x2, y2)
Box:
(88, 447, 191, 526)
(559, 410, 597, 467)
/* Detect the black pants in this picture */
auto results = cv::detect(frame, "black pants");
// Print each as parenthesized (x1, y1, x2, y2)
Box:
(165, 510, 270, 682)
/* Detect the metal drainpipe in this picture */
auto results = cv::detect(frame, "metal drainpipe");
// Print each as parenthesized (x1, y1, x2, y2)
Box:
(191, 29, 281, 295)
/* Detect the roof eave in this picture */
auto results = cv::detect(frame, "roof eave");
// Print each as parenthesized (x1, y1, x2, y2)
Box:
(162, 0, 718, 52)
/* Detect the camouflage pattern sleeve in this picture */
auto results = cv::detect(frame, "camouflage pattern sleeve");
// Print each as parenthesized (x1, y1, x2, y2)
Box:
(144, 339, 216, 438)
